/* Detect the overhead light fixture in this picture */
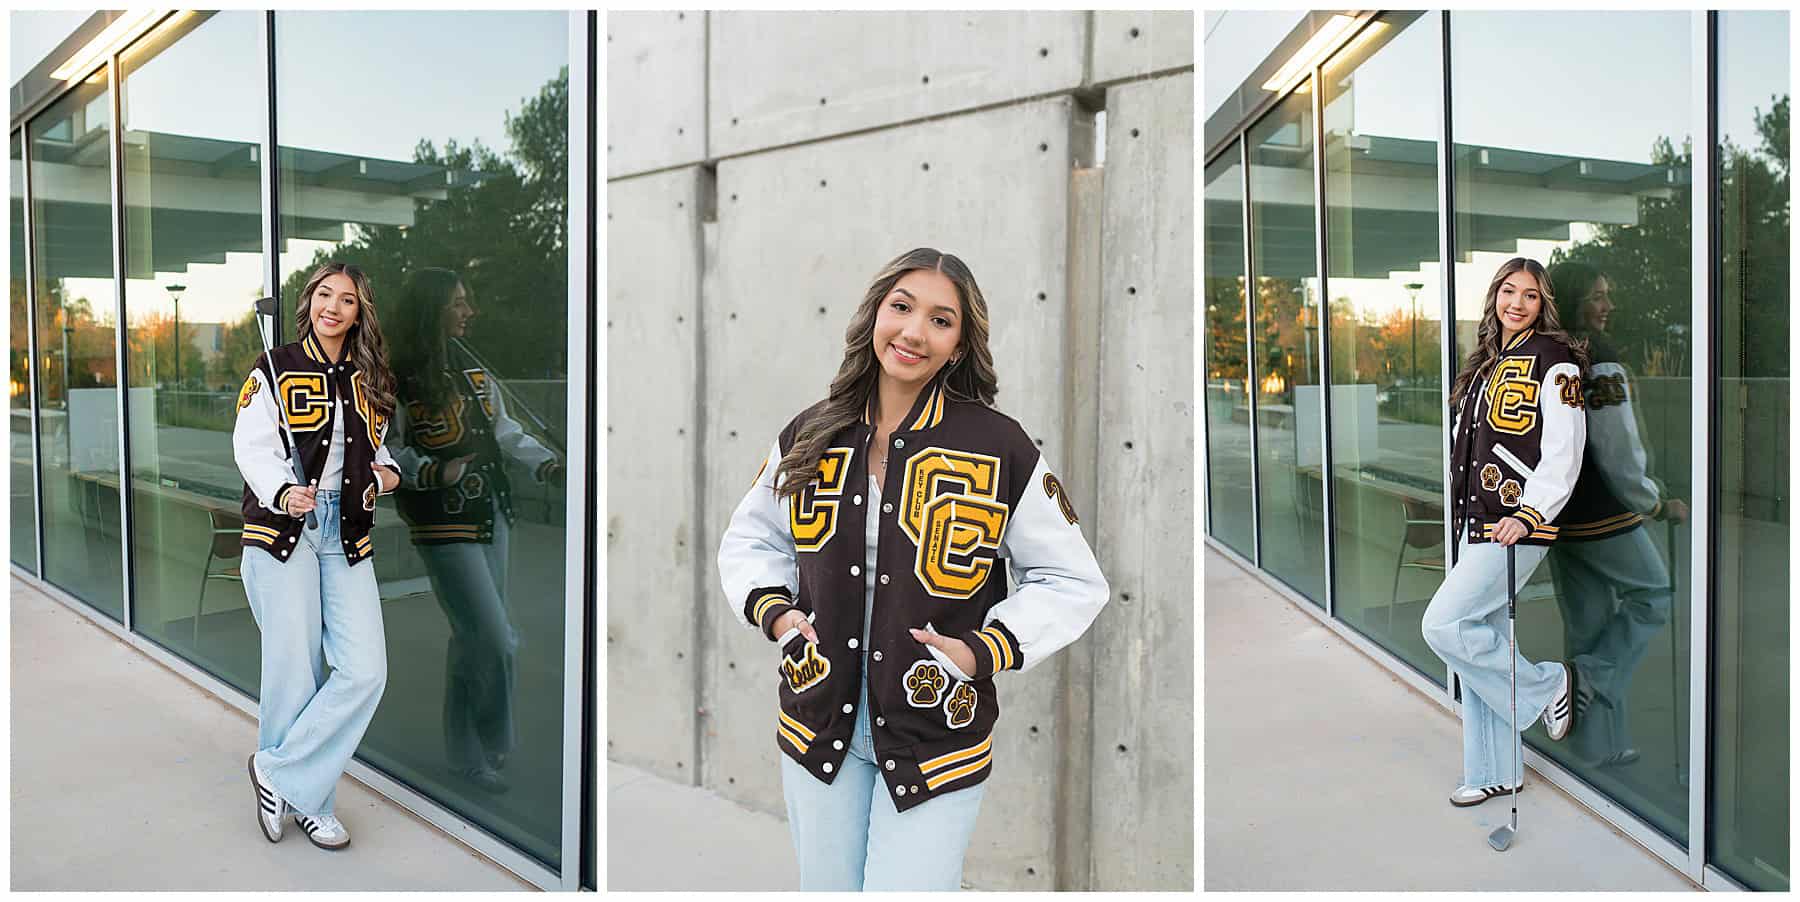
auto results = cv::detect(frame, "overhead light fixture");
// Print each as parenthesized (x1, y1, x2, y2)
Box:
(50, 10, 165, 81)
(1261, 14, 1359, 96)
(1321, 20, 1389, 75)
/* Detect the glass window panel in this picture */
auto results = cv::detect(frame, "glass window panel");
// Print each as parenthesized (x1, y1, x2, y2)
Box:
(30, 67, 124, 620)
(1321, 13, 1446, 681)
(1204, 146, 1253, 558)
(1248, 79, 1327, 604)
(12, 129, 38, 573)
(1710, 9, 1789, 891)
(117, 11, 267, 691)
(275, 11, 571, 869)
(1452, 10, 1692, 845)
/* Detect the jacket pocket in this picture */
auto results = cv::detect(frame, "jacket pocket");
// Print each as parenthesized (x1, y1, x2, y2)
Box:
(1490, 443, 1536, 481)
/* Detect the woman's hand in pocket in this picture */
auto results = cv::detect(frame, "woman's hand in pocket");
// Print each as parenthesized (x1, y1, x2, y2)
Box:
(909, 628, 977, 677)
(772, 608, 818, 644)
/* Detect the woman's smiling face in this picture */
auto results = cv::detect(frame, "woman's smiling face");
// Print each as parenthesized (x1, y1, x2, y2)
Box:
(1495, 269, 1543, 338)
(871, 268, 963, 390)
(308, 271, 360, 340)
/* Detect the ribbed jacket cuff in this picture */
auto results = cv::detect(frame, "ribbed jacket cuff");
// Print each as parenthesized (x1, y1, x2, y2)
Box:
(745, 588, 796, 641)
(959, 622, 1022, 680)
(274, 482, 297, 514)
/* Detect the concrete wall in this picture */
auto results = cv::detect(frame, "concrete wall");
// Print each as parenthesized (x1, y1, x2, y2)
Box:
(606, 10, 1193, 891)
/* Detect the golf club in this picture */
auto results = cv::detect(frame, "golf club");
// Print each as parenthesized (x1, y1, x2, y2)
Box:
(1488, 542, 1520, 852)
(252, 296, 316, 529)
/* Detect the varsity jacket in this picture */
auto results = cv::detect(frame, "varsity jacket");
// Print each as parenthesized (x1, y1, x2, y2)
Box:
(717, 373, 1109, 811)
(1555, 332, 1671, 541)
(389, 356, 560, 546)
(232, 331, 400, 564)
(1448, 328, 1587, 547)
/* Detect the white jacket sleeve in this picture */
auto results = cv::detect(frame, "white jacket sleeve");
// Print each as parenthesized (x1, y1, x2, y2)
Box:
(1584, 361, 1664, 516)
(964, 453, 1109, 677)
(231, 356, 299, 514)
(1513, 360, 1587, 530)
(487, 373, 559, 483)
(717, 438, 800, 639)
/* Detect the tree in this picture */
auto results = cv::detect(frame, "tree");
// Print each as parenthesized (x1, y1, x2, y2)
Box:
(278, 68, 571, 386)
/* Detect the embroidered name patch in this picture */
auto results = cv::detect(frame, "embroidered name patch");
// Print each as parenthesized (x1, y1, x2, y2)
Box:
(781, 643, 831, 694)
(944, 682, 977, 729)
(904, 660, 949, 708)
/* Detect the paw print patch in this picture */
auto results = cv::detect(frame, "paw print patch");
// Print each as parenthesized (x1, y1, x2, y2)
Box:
(904, 660, 948, 708)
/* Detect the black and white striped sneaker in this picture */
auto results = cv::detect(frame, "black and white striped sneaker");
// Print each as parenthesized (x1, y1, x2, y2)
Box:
(1449, 781, 1524, 807)
(294, 812, 351, 850)
(1544, 662, 1575, 741)
(248, 754, 287, 843)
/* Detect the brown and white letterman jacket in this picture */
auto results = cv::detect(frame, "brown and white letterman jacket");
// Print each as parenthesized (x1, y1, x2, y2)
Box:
(1449, 328, 1587, 547)
(716, 374, 1109, 811)
(232, 332, 400, 564)
(1555, 332, 1672, 541)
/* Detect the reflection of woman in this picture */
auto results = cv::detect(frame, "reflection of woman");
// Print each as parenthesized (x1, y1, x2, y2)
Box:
(716, 248, 1109, 891)
(1421, 257, 1589, 807)
(388, 268, 561, 793)
(235, 262, 401, 850)
(1544, 261, 1687, 767)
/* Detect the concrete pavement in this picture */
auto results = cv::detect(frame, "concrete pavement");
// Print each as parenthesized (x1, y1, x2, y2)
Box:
(1203, 545, 1697, 891)
(607, 759, 799, 891)
(10, 575, 531, 891)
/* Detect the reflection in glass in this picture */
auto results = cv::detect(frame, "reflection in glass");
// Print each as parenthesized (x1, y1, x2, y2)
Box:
(117, 10, 268, 692)
(12, 130, 38, 573)
(274, 10, 570, 867)
(1453, 10, 1692, 846)
(1248, 80, 1326, 604)
(1320, 13, 1446, 680)
(1204, 147, 1253, 558)
(31, 70, 124, 619)
(1711, 9, 1789, 890)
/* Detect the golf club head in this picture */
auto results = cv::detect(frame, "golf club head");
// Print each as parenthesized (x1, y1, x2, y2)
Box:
(1487, 823, 1515, 851)
(253, 296, 279, 318)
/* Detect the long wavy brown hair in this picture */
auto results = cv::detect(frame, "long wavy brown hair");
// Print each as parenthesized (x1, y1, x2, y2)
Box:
(1447, 256, 1590, 410)
(773, 248, 999, 501)
(293, 261, 397, 423)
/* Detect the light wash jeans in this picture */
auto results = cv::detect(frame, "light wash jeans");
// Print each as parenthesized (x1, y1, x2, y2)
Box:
(1547, 525, 1671, 760)
(780, 677, 987, 890)
(415, 517, 517, 772)
(242, 490, 388, 817)
(1421, 527, 1561, 788)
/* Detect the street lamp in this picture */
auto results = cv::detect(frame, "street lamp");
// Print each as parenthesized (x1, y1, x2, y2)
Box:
(166, 283, 185, 387)
(1404, 281, 1424, 388)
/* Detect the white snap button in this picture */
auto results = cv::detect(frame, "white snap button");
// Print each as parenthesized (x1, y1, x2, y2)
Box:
(885, 760, 895, 770)
(883, 503, 893, 513)
(872, 651, 883, 661)
(842, 703, 854, 714)
(894, 438, 904, 448)
(848, 638, 859, 649)
(911, 785, 919, 793)
(895, 786, 905, 796)
(850, 565, 861, 577)
(833, 740, 844, 750)
(853, 494, 862, 505)
(879, 575, 889, 585)
(823, 762, 833, 773)
(875, 717, 885, 726)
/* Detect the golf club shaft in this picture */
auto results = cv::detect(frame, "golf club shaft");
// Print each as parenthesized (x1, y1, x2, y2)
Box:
(254, 306, 316, 529)
(1509, 543, 1518, 830)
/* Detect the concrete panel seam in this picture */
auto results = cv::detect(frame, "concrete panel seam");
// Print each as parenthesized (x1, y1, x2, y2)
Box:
(1082, 10, 1096, 88)
(690, 168, 715, 787)
(1089, 64, 1196, 91)
(704, 87, 1110, 168)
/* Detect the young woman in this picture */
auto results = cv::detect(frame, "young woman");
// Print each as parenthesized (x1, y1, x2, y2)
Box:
(717, 248, 1109, 890)
(1420, 256, 1590, 807)
(1544, 261, 1686, 768)
(233, 261, 401, 850)
(387, 267, 562, 794)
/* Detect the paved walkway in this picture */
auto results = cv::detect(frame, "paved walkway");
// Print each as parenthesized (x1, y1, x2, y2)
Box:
(1203, 546, 1697, 891)
(11, 575, 531, 891)
(607, 759, 799, 891)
